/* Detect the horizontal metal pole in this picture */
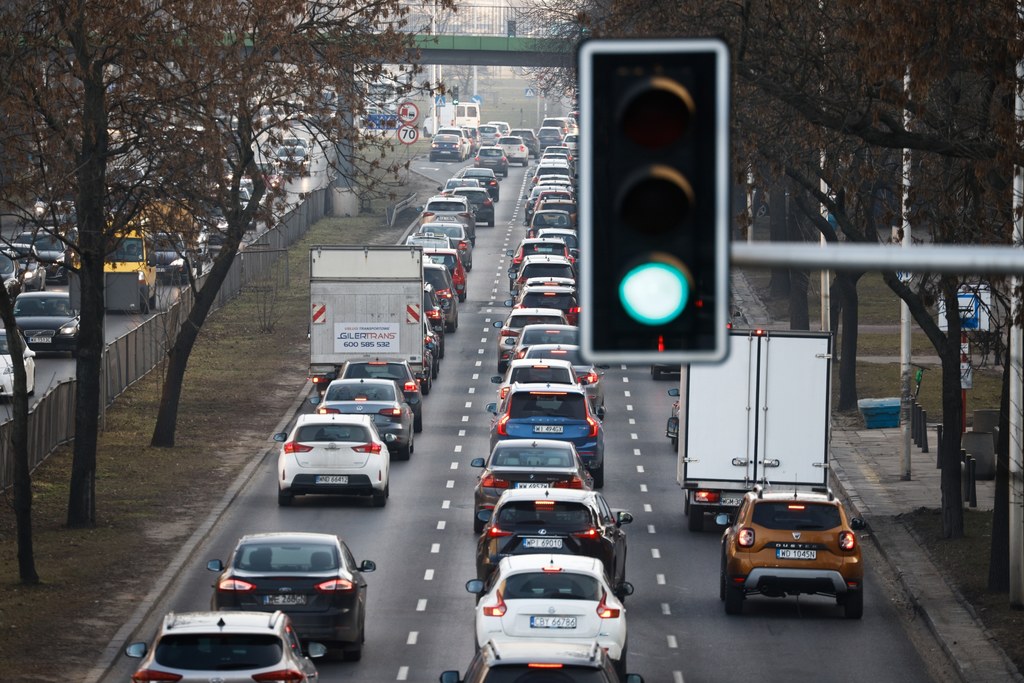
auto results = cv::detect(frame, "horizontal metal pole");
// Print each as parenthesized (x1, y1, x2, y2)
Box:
(732, 242, 1024, 275)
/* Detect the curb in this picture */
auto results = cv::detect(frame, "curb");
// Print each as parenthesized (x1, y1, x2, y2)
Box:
(85, 379, 315, 683)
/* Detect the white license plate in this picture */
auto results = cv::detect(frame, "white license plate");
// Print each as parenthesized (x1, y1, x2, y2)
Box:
(316, 475, 348, 484)
(522, 537, 563, 549)
(721, 497, 743, 507)
(530, 615, 577, 629)
(534, 425, 564, 434)
(29, 336, 51, 344)
(776, 548, 817, 560)
(515, 483, 550, 489)
(263, 594, 307, 606)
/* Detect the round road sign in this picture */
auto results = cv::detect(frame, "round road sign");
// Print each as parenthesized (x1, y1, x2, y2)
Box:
(397, 101, 420, 124)
(397, 125, 420, 145)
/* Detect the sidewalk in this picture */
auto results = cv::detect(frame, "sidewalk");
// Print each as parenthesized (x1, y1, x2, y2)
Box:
(731, 270, 1022, 683)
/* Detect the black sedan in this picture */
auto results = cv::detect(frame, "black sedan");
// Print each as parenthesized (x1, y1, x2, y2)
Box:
(208, 532, 376, 661)
(13, 291, 79, 355)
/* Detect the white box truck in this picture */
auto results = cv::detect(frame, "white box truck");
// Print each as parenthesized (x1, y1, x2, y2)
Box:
(308, 245, 426, 391)
(676, 329, 833, 531)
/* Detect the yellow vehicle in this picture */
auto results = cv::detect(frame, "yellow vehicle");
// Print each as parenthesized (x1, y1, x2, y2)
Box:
(104, 228, 156, 313)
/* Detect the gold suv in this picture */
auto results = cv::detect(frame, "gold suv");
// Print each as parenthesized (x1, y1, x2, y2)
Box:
(719, 488, 866, 618)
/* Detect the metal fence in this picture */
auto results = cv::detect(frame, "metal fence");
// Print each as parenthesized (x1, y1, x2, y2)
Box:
(0, 187, 330, 490)
(404, 4, 555, 38)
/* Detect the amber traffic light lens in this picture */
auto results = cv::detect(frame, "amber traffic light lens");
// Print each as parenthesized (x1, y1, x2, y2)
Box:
(620, 165, 694, 235)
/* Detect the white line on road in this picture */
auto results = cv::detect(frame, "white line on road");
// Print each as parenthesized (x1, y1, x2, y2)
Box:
(640, 484, 648, 492)
(648, 524, 656, 534)
(459, 430, 466, 436)
(630, 433, 638, 440)
(397, 666, 409, 680)
(623, 377, 629, 383)
(673, 672, 685, 683)
(468, 387, 476, 394)
(475, 361, 482, 367)
(667, 634, 678, 649)
(407, 631, 418, 645)
(465, 401, 472, 408)
(651, 548, 661, 559)
(624, 390, 631, 397)
(431, 543, 440, 553)
(656, 574, 666, 585)
(636, 465, 645, 473)
(462, 415, 470, 421)
(633, 449, 641, 456)
(437, 521, 446, 530)
(661, 602, 671, 615)
(644, 504, 653, 512)
(472, 373, 479, 380)
(416, 599, 427, 611)
(446, 480, 455, 489)
(442, 500, 451, 509)
(626, 404, 633, 411)
(454, 445, 463, 453)
(629, 418, 636, 425)
(424, 569, 434, 581)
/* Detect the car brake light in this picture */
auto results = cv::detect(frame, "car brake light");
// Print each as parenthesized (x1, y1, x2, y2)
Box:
(496, 414, 510, 436)
(482, 590, 507, 617)
(519, 145, 526, 152)
(738, 528, 755, 547)
(427, 308, 442, 319)
(528, 663, 564, 669)
(573, 527, 599, 539)
(596, 591, 620, 619)
(553, 476, 584, 489)
(480, 474, 510, 489)
(694, 490, 720, 504)
(499, 387, 510, 399)
(487, 524, 512, 538)
(403, 380, 418, 392)
(437, 289, 453, 299)
(251, 671, 307, 683)
(474, 156, 480, 162)
(581, 371, 599, 384)
(283, 441, 313, 454)
(217, 577, 257, 592)
(352, 443, 383, 454)
(458, 240, 469, 250)
(422, 212, 435, 220)
(569, 306, 581, 315)
(586, 414, 599, 437)
(131, 671, 184, 682)
(484, 199, 493, 206)
(379, 407, 402, 417)
(839, 530, 857, 551)
(315, 578, 355, 592)
(316, 407, 340, 414)
(500, 329, 519, 337)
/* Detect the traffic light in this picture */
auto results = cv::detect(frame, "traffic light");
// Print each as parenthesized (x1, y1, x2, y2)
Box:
(578, 38, 730, 365)
(452, 86, 459, 105)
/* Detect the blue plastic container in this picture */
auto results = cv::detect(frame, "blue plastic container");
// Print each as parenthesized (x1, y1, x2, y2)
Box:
(857, 398, 901, 429)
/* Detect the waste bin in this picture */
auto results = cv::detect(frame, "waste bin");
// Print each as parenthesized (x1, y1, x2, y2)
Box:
(857, 398, 900, 429)
(962, 431, 995, 480)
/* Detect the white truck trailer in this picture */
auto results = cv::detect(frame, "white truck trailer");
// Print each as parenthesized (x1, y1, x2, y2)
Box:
(676, 329, 833, 531)
(308, 245, 426, 391)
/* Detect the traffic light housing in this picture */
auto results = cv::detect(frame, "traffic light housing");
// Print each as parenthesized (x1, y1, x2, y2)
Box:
(452, 86, 460, 105)
(578, 38, 730, 365)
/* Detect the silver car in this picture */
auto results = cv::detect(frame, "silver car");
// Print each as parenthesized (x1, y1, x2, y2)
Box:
(314, 378, 414, 459)
(521, 343, 607, 419)
(126, 610, 325, 682)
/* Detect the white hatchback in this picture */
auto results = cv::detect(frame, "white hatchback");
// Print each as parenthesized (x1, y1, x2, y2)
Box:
(274, 413, 393, 507)
(466, 554, 632, 676)
(0, 330, 36, 399)
(498, 136, 530, 167)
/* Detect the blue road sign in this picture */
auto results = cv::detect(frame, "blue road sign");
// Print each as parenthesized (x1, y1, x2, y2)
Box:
(435, 95, 446, 106)
(471, 94, 483, 104)
(524, 87, 536, 98)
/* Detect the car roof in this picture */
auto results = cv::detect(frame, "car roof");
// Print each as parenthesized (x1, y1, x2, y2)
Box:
(493, 438, 577, 450)
(15, 291, 69, 300)
(498, 553, 603, 575)
(158, 610, 289, 635)
(237, 531, 340, 545)
(423, 247, 460, 257)
(506, 381, 588, 398)
(325, 377, 397, 388)
(520, 254, 573, 266)
(495, 486, 595, 504)
(752, 488, 837, 504)
(506, 357, 576, 372)
(520, 285, 576, 296)
(518, 323, 578, 334)
(294, 413, 375, 428)
(426, 195, 468, 204)
(506, 307, 567, 320)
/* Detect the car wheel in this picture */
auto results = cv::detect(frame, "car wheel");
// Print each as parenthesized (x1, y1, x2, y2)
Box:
(719, 549, 728, 601)
(431, 360, 439, 379)
(438, 338, 446, 359)
(842, 588, 864, 619)
(459, 293, 466, 302)
(473, 513, 485, 534)
(724, 583, 744, 615)
(371, 485, 388, 506)
(414, 411, 423, 433)
(688, 505, 705, 532)
(615, 648, 627, 679)
(591, 464, 605, 489)
(277, 490, 293, 507)
(488, 219, 495, 227)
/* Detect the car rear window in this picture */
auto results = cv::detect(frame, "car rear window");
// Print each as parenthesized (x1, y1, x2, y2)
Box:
(508, 365, 574, 385)
(496, 500, 593, 527)
(521, 264, 574, 280)
(481, 669, 609, 682)
(520, 329, 579, 346)
(508, 391, 586, 419)
(523, 243, 566, 256)
(532, 213, 572, 228)
(479, 148, 503, 157)
(343, 363, 409, 381)
(539, 232, 579, 249)
(453, 190, 487, 206)
(295, 423, 372, 442)
(426, 253, 458, 271)
(324, 382, 396, 402)
(424, 268, 451, 291)
(525, 347, 585, 365)
(155, 634, 284, 670)
(521, 293, 576, 310)
(420, 224, 462, 239)
(509, 314, 566, 328)
(499, 136, 523, 145)
(426, 201, 466, 213)
(502, 571, 601, 601)
(491, 446, 575, 467)
(236, 542, 339, 572)
(479, 125, 498, 134)
(751, 502, 842, 530)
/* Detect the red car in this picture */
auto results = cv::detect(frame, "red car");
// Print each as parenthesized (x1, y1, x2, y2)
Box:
(423, 247, 469, 302)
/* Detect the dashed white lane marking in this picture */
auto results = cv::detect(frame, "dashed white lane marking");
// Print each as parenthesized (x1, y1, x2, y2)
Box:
(623, 377, 630, 383)
(477, 349, 485, 354)
(407, 632, 418, 645)
(464, 401, 473, 408)
(398, 666, 409, 680)
(468, 387, 476, 394)
(656, 574, 666, 585)
(636, 465, 645, 473)
(620, 364, 628, 370)
(633, 449, 641, 456)
(459, 429, 466, 436)
(475, 360, 482, 367)
(626, 404, 634, 411)
(673, 672, 685, 683)
(424, 569, 435, 581)
(629, 418, 636, 425)
(416, 599, 427, 611)
(630, 433, 638, 440)
(454, 445, 463, 453)
(644, 503, 653, 512)
(437, 521, 446, 530)
(484, 317, 492, 322)
(667, 635, 678, 649)
(651, 548, 661, 559)
(431, 543, 440, 553)
(442, 500, 451, 509)
(462, 415, 470, 422)
(446, 480, 455, 489)
(480, 337, 488, 343)
(661, 602, 672, 615)
(472, 373, 479, 380)
(640, 484, 648, 492)
(624, 390, 631, 397)
(647, 524, 656, 534)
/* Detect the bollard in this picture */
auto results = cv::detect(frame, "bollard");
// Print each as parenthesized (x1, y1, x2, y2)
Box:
(968, 457, 978, 508)
(911, 403, 920, 446)
(921, 409, 929, 453)
(936, 425, 943, 469)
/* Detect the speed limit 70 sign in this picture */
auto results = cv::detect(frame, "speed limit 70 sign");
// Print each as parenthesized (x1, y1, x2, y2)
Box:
(397, 125, 419, 145)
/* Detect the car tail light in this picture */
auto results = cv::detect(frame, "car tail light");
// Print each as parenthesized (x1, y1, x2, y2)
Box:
(487, 524, 512, 538)
(580, 371, 598, 385)
(694, 490, 720, 504)
(427, 308, 442, 320)
(738, 528, 755, 548)
(480, 474, 510, 489)
(352, 443, 383, 454)
(458, 240, 469, 250)
(495, 414, 510, 436)
(499, 387, 510, 399)
(500, 329, 519, 337)
(482, 590, 507, 617)
(519, 145, 526, 152)
(528, 664, 564, 670)
(379, 407, 402, 417)
(422, 212, 435, 221)
(553, 476, 584, 489)
(315, 578, 355, 592)
(316, 407, 340, 414)
(217, 577, 257, 592)
(573, 527, 599, 539)
(474, 156, 481, 163)
(251, 671, 307, 683)
(484, 198, 493, 206)
(403, 380, 418, 392)
(839, 530, 857, 551)
(596, 591, 620, 619)
(283, 441, 313, 454)
(131, 671, 183, 682)
(586, 415, 600, 437)
(569, 306, 582, 317)
(437, 288, 453, 299)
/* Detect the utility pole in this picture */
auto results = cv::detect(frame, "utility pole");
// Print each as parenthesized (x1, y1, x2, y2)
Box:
(1010, 53, 1024, 607)
(900, 69, 914, 482)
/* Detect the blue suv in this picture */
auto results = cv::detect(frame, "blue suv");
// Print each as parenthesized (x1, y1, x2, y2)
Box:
(485, 383, 605, 487)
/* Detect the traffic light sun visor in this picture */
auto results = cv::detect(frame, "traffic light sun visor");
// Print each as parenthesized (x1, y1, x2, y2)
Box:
(619, 76, 695, 148)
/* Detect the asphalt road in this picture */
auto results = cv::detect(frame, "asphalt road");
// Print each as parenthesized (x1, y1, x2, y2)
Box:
(98, 158, 940, 683)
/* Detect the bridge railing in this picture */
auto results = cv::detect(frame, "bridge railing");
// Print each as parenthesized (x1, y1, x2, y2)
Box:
(403, 4, 567, 38)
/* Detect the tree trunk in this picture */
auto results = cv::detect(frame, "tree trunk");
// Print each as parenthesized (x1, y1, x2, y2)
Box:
(939, 286, 964, 539)
(834, 273, 862, 412)
(787, 207, 810, 330)
(768, 186, 790, 299)
(988, 337, 1011, 591)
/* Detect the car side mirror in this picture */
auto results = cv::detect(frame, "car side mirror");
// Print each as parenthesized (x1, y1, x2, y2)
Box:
(124, 642, 148, 659)
(465, 579, 485, 594)
(850, 517, 867, 531)
(477, 509, 493, 524)
(308, 395, 321, 406)
(614, 581, 634, 599)
(306, 642, 328, 659)
(470, 457, 486, 468)
(484, 402, 497, 414)
(616, 511, 633, 526)
(597, 364, 610, 370)
(414, 205, 424, 213)
(490, 375, 503, 384)
(492, 321, 503, 328)
(359, 560, 377, 572)
(667, 388, 680, 397)
(439, 672, 462, 683)
(715, 513, 731, 526)
(273, 432, 288, 442)
(623, 675, 645, 683)
(503, 299, 513, 307)
(206, 559, 224, 572)
(505, 249, 513, 256)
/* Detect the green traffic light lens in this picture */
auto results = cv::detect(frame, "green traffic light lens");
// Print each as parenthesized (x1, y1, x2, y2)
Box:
(619, 258, 691, 325)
